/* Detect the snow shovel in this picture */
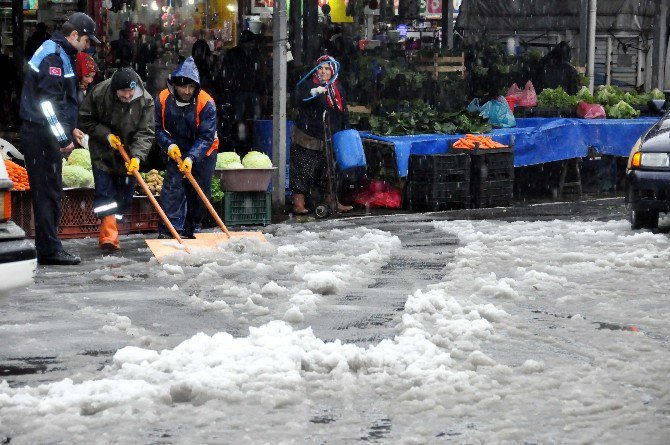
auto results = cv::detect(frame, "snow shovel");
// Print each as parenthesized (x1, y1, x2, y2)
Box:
(116, 144, 219, 262)
(170, 154, 267, 244)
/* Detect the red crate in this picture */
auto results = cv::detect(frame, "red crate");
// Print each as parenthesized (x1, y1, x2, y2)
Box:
(121, 196, 159, 233)
(10, 190, 159, 239)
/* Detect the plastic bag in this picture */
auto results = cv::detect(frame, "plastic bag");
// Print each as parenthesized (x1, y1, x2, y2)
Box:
(352, 180, 402, 209)
(506, 83, 522, 98)
(517, 80, 537, 107)
(576, 101, 606, 119)
(466, 98, 481, 113)
(480, 96, 517, 128)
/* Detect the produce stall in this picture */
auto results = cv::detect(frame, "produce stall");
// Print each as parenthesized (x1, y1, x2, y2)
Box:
(360, 116, 660, 178)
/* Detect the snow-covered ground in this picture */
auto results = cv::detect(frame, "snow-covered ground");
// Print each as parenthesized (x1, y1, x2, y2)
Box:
(1, 217, 669, 444)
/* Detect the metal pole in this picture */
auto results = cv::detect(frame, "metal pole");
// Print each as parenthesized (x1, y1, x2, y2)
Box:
(579, 0, 588, 66)
(441, 0, 453, 50)
(272, 0, 288, 209)
(605, 36, 612, 86)
(658, 0, 668, 90)
(587, 0, 597, 93)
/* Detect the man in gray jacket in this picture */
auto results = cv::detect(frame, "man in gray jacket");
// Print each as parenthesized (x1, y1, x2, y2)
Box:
(79, 68, 154, 251)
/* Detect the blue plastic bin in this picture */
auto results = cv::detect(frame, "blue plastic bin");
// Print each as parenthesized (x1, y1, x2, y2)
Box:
(253, 120, 294, 193)
(333, 129, 367, 170)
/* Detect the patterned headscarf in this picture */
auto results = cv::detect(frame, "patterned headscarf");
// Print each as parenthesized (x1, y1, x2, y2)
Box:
(75, 52, 97, 82)
(312, 55, 343, 111)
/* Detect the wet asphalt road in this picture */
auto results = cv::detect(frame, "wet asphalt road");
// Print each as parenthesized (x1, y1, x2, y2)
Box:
(0, 196, 650, 387)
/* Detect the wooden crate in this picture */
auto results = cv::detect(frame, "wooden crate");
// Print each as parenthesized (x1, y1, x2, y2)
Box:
(415, 53, 466, 80)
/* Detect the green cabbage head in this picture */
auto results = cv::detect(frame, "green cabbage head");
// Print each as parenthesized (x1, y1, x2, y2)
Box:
(216, 151, 242, 169)
(67, 148, 92, 170)
(221, 161, 245, 169)
(62, 165, 94, 188)
(242, 151, 273, 168)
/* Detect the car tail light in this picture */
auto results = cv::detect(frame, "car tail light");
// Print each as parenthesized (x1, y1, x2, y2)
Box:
(631, 151, 642, 168)
(1, 190, 10, 221)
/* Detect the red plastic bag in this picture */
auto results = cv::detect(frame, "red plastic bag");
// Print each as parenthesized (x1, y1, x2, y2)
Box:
(577, 101, 606, 119)
(517, 80, 537, 107)
(352, 180, 402, 209)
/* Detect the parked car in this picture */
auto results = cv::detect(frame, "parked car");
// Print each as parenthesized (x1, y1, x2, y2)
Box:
(0, 156, 36, 296)
(626, 102, 670, 229)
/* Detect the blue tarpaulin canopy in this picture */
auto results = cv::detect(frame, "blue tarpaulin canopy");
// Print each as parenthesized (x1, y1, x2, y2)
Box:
(360, 117, 660, 177)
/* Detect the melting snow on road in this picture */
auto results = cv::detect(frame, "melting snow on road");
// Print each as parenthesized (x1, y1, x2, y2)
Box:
(1, 220, 669, 443)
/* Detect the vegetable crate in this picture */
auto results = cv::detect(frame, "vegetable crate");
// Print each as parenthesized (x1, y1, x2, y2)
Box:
(405, 153, 471, 211)
(11, 190, 160, 239)
(466, 148, 515, 208)
(221, 192, 271, 226)
(120, 196, 159, 233)
(361, 138, 400, 182)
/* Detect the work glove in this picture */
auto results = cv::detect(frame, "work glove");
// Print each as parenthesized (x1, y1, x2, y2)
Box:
(178, 157, 193, 175)
(107, 134, 122, 150)
(310, 86, 327, 96)
(167, 144, 181, 162)
(125, 157, 140, 175)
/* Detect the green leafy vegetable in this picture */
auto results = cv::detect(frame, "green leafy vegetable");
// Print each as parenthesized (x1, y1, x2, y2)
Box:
(216, 151, 242, 169)
(67, 148, 92, 170)
(210, 177, 223, 204)
(537, 87, 579, 109)
(62, 165, 94, 188)
(241, 151, 273, 168)
(605, 100, 640, 119)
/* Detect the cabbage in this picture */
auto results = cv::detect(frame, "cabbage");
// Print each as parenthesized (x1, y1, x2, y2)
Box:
(216, 151, 242, 169)
(221, 161, 245, 169)
(62, 165, 94, 188)
(241, 151, 272, 169)
(594, 85, 623, 106)
(67, 148, 92, 170)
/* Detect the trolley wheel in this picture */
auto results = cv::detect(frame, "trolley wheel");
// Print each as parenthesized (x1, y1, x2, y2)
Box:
(315, 204, 332, 219)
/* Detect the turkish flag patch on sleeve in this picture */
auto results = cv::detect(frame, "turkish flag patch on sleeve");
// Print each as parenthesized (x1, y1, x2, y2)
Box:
(49, 67, 62, 76)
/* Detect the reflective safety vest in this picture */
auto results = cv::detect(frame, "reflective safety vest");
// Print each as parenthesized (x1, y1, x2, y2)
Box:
(159, 88, 219, 156)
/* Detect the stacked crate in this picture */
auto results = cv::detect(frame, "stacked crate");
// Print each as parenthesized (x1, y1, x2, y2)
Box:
(405, 153, 471, 211)
(221, 191, 272, 226)
(467, 147, 514, 208)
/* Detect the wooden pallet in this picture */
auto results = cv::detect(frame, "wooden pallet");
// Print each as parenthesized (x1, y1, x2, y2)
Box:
(415, 53, 466, 80)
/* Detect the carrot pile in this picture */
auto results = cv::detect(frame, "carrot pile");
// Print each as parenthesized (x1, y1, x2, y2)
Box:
(4, 159, 30, 190)
(452, 134, 507, 149)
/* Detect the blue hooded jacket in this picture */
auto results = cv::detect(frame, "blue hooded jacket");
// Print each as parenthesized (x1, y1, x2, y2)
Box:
(154, 57, 217, 161)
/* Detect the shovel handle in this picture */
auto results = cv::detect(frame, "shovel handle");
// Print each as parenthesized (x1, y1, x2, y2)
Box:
(174, 155, 232, 239)
(116, 144, 186, 246)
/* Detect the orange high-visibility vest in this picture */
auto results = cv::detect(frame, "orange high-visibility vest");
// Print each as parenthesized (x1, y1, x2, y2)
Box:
(159, 88, 219, 156)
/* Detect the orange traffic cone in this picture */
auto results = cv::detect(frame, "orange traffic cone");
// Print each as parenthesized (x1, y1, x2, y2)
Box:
(99, 215, 120, 251)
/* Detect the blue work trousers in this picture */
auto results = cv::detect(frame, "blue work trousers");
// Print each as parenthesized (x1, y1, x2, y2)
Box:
(158, 154, 216, 237)
(92, 167, 136, 218)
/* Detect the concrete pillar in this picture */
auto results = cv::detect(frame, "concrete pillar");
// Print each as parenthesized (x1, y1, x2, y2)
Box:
(587, 0, 597, 93)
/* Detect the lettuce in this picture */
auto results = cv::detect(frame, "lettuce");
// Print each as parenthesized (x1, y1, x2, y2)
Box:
(216, 151, 242, 169)
(576, 86, 594, 103)
(605, 100, 640, 119)
(241, 151, 273, 169)
(67, 148, 92, 170)
(62, 165, 94, 188)
(650, 88, 665, 100)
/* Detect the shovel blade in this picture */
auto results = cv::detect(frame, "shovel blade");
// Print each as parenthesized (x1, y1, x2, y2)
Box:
(194, 232, 267, 242)
(145, 238, 221, 263)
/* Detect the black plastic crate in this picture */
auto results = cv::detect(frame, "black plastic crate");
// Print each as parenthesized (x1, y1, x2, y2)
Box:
(362, 138, 400, 182)
(408, 153, 470, 182)
(406, 180, 471, 211)
(473, 179, 514, 208)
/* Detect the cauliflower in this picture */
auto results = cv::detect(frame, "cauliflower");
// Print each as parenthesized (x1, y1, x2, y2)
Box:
(216, 151, 242, 169)
(66, 148, 92, 170)
(62, 165, 94, 188)
(241, 151, 272, 169)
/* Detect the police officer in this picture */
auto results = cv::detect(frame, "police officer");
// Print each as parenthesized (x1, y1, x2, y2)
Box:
(20, 12, 100, 265)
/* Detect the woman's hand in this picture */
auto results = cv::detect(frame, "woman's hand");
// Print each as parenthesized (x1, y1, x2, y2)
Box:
(72, 128, 86, 146)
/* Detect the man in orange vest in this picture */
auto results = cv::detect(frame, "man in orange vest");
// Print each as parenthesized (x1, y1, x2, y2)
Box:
(154, 56, 218, 238)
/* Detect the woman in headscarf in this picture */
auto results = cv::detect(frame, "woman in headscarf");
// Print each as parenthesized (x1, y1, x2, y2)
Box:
(290, 55, 352, 214)
(72, 52, 98, 148)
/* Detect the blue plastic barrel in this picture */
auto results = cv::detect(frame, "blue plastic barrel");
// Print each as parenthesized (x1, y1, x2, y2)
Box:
(332, 129, 366, 170)
(253, 120, 294, 192)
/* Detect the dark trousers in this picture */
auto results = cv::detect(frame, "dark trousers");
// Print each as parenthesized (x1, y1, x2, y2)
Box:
(20, 121, 64, 257)
(92, 167, 136, 218)
(158, 153, 216, 237)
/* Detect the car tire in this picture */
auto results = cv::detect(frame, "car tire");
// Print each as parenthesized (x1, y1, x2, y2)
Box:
(630, 209, 659, 230)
